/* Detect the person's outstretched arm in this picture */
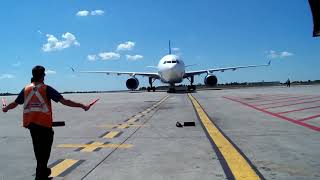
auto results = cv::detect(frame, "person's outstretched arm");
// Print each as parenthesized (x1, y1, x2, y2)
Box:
(2, 89, 24, 113)
(59, 97, 90, 111)
(2, 102, 18, 113)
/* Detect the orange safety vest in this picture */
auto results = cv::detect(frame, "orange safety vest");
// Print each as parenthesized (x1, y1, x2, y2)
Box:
(23, 83, 53, 128)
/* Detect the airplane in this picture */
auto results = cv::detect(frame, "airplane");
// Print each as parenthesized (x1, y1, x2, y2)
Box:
(75, 41, 271, 93)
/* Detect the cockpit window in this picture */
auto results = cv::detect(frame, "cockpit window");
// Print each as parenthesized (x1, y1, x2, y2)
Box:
(172, 61, 177, 63)
(176, 60, 180, 64)
(163, 61, 167, 64)
(167, 61, 172, 63)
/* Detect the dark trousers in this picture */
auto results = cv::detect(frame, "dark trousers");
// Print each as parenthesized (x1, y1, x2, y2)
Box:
(28, 123, 54, 180)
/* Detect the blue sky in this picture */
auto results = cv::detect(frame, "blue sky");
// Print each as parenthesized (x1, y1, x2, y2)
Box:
(0, 0, 319, 93)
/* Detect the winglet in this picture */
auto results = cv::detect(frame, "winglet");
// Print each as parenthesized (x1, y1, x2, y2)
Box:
(70, 67, 75, 72)
(267, 60, 271, 66)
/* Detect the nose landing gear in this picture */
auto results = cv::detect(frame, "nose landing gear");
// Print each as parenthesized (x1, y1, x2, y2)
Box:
(167, 83, 176, 93)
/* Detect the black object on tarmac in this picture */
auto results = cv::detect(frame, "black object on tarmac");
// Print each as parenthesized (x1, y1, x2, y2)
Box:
(184, 122, 196, 126)
(52, 121, 65, 127)
(176, 121, 183, 128)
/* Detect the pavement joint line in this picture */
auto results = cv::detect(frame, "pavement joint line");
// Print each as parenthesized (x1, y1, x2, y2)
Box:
(188, 93, 263, 180)
(97, 124, 149, 128)
(49, 159, 84, 177)
(57, 142, 133, 152)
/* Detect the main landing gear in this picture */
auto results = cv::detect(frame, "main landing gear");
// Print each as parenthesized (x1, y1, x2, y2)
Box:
(147, 77, 156, 92)
(187, 76, 196, 91)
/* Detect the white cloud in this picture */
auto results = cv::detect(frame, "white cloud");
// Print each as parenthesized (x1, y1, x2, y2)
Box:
(42, 32, 80, 52)
(172, 48, 180, 52)
(91, 10, 104, 16)
(99, 52, 120, 60)
(0, 74, 15, 79)
(116, 41, 135, 51)
(12, 62, 22, 67)
(76, 10, 89, 16)
(76, 10, 104, 16)
(280, 51, 293, 57)
(126, 54, 143, 61)
(45, 70, 56, 74)
(267, 50, 294, 59)
(87, 54, 98, 61)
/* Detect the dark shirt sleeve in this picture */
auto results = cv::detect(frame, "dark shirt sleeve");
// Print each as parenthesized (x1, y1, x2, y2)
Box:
(46, 86, 63, 103)
(14, 89, 25, 104)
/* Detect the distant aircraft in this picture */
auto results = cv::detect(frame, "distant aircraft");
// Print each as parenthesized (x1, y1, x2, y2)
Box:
(76, 41, 271, 93)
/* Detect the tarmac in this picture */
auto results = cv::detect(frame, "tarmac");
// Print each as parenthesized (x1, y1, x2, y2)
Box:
(0, 85, 319, 180)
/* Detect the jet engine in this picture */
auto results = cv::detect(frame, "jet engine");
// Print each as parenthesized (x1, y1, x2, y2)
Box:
(126, 77, 139, 90)
(204, 75, 218, 86)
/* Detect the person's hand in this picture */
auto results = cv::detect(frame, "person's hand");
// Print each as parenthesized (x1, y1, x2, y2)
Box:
(2, 107, 8, 113)
(82, 104, 90, 111)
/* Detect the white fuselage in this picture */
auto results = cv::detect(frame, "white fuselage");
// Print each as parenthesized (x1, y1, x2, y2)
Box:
(157, 55, 185, 84)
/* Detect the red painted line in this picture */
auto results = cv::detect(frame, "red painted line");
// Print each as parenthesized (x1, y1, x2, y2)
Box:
(263, 99, 320, 109)
(253, 96, 320, 106)
(240, 95, 294, 103)
(277, 105, 320, 114)
(249, 95, 313, 104)
(298, 114, 320, 122)
(224, 96, 320, 132)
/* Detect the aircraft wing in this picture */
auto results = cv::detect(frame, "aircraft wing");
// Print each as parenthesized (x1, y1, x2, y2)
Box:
(184, 60, 271, 78)
(73, 69, 160, 79)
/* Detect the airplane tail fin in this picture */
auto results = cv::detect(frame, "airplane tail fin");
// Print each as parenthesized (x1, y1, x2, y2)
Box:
(169, 40, 171, 54)
(267, 60, 271, 66)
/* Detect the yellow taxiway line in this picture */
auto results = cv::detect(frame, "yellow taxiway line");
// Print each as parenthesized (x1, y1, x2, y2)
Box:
(188, 94, 261, 180)
(50, 159, 78, 177)
(57, 142, 133, 151)
(103, 131, 121, 139)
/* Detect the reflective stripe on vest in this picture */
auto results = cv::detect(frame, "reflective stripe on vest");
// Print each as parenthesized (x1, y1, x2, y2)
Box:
(23, 84, 49, 113)
(23, 83, 52, 128)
